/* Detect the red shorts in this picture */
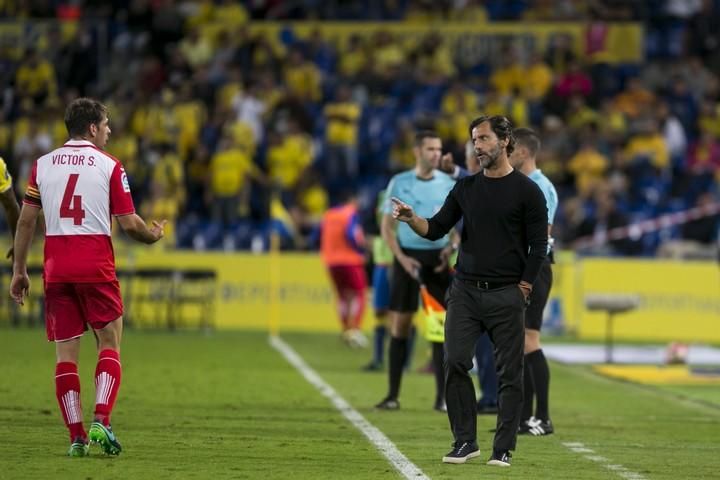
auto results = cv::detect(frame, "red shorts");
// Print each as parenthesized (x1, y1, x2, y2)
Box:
(45, 280, 124, 342)
(328, 265, 367, 293)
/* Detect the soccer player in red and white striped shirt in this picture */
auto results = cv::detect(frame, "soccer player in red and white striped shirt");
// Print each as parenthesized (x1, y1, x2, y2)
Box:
(10, 98, 167, 457)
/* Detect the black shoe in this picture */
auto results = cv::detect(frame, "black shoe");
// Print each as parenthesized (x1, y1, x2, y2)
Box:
(477, 403, 498, 415)
(375, 397, 400, 410)
(442, 441, 481, 464)
(487, 449, 511, 467)
(433, 399, 447, 412)
(362, 361, 383, 372)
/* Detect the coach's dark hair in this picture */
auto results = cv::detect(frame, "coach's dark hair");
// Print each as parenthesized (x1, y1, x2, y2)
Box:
(414, 130, 440, 147)
(468, 115, 515, 155)
(65, 98, 107, 138)
(513, 127, 541, 157)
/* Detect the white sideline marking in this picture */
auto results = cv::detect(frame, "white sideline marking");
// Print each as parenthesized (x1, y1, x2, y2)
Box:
(270, 335, 430, 480)
(562, 442, 647, 480)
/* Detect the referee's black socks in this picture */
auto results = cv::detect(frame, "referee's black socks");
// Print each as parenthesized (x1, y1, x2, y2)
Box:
(524, 349, 550, 422)
(388, 337, 408, 400)
(431, 342, 445, 403)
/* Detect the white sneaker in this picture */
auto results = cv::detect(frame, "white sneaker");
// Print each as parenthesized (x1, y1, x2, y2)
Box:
(348, 329, 368, 348)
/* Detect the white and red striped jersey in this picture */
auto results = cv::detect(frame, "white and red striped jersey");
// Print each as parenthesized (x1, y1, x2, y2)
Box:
(24, 139, 135, 282)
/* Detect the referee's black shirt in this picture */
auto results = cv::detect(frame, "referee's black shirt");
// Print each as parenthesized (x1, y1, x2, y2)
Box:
(423, 169, 548, 285)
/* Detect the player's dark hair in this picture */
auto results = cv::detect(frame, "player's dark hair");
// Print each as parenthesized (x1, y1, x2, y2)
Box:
(65, 98, 107, 138)
(513, 127, 541, 157)
(468, 115, 515, 155)
(414, 130, 440, 147)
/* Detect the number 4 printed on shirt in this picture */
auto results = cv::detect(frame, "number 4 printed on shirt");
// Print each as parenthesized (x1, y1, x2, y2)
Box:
(60, 173, 85, 225)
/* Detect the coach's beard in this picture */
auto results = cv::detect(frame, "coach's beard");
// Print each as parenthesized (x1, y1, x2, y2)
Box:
(477, 145, 501, 170)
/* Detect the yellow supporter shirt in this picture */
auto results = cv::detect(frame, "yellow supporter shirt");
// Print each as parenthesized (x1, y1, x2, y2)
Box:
(268, 134, 312, 189)
(152, 152, 185, 204)
(490, 64, 525, 96)
(441, 90, 478, 117)
(0, 156, 13, 193)
(228, 121, 256, 156)
(699, 108, 720, 137)
(210, 148, 252, 197)
(174, 101, 205, 157)
(15, 60, 56, 97)
(214, 2, 248, 27)
(567, 148, 609, 197)
(624, 134, 669, 170)
(324, 102, 361, 145)
(524, 63, 553, 101)
(144, 105, 177, 145)
(284, 63, 321, 102)
(568, 106, 600, 131)
(339, 49, 366, 78)
(374, 44, 405, 72)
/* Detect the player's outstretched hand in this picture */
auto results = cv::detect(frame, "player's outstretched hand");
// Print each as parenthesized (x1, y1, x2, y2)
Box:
(10, 272, 29, 306)
(391, 197, 414, 222)
(150, 220, 168, 242)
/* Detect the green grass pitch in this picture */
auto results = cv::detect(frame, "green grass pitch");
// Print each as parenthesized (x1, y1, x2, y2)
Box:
(0, 328, 718, 479)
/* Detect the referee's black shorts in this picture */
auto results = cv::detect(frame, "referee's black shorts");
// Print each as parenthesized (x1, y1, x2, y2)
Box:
(389, 248, 450, 313)
(525, 258, 553, 331)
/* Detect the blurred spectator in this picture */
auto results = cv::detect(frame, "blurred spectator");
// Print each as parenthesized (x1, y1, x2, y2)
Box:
(490, 52, 525, 98)
(208, 134, 261, 226)
(15, 49, 57, 106)
(324, 84, 361, 180)
(621, 118, 670, 173)
(284, 48, 322, 103)
(613, 77, 655, 119)
(179, 26, 213, 70)
(439, 79, 478, 153)
(567, 136, 610, 197)
(554, 60, 593, 100)
(657, 101, 687, 167)
(686, 130, 720, 175)
(266, 120, 313, 192)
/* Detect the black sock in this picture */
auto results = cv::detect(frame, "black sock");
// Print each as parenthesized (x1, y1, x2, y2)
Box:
(522, 353, 534, 421)
(404, 325, 416, 370)
(527, 349, 550, 421)
(388, 336, 408, 399)
(431, 342, 445, 403)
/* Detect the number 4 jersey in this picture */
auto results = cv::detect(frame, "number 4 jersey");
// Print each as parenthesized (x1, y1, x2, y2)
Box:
(24, 139, 135, 283)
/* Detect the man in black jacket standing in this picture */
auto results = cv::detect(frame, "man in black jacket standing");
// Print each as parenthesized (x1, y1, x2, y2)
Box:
(390, 115, 547, 467)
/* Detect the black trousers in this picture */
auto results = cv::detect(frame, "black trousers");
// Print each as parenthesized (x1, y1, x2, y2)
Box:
(444, 278, 526, 452)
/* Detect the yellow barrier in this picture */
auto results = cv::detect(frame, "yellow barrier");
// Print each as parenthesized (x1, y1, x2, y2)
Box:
(574, 258, 720, 343)
(120, 250, 363, 332)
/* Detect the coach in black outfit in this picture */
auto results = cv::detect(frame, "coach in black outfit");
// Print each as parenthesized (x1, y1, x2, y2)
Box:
(390, 115, 547, 467)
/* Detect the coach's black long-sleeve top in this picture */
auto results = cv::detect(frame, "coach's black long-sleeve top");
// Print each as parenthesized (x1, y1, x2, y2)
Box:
(424, 170, 548, 285)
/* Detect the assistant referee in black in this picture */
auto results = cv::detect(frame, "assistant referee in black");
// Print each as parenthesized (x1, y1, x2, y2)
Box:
(390, 115, 547, 467)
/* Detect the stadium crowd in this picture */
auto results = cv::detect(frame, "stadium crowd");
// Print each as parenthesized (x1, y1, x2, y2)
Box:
(0, 0, 718, 256)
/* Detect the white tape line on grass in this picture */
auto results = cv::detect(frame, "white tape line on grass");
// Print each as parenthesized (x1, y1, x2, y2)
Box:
(270, 335, 429, 480)
(562, 442, 646, 480)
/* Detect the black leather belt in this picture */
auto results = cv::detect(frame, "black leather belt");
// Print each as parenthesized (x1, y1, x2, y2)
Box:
(461, 279, 516, 290)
